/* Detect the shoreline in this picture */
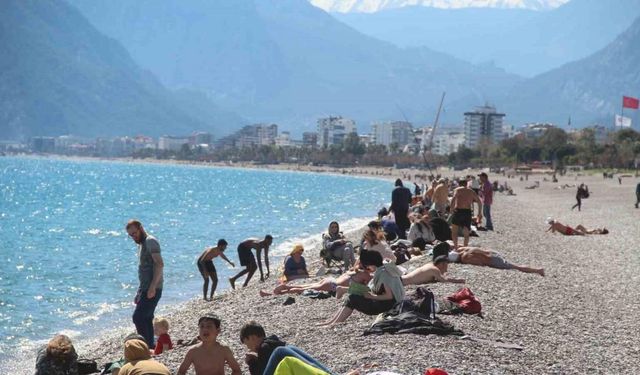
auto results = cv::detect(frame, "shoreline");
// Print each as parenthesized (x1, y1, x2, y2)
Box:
(6, 155, 639, 374)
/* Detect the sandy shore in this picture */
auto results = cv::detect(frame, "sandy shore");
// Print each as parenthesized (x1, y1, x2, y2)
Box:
(58, 169, 639, 375)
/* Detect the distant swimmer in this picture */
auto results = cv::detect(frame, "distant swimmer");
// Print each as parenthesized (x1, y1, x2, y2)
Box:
(197, 239, 235, 301)
(450, 178, 482, 249)
(450, 246, 544, 277)
(229, 235, 273, 289)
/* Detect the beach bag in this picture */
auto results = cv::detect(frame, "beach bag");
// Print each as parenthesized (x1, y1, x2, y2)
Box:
(413, 287, 436, 319)
(429, 218, 451, 242)
(446, 287, 481, 315)
(77, 358, 98, 374)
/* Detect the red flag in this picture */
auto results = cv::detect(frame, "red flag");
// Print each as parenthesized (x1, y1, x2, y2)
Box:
(623, 96, 639, 109)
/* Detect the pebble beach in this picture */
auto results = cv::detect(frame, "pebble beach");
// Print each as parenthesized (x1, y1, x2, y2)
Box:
(54, 170, 640, 374)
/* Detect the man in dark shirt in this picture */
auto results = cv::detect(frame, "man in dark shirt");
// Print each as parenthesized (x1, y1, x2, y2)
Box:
(635, 182, 640, 208)
(390, 179, 412, 239)
(126, 219, 164, 349)
(240, 321, 331, 375)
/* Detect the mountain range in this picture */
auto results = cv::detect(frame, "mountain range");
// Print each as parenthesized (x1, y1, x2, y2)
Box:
(310, 0, 568, 12)
(0, 0, 244, 140)
(502, 16, 640, 126)
(67, 0, 521, 132)
(334, 0, 640, 76)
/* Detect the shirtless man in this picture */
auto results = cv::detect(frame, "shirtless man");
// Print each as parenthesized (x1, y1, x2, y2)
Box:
(177, 315, 241, 375)
(546, 219, 608, 235)
(431, 179, 449, 214)
(229, 235, 273, 289)
(401, 255, 465, 285)
(546, 218, 583, 236)
(450, 246, 544, 276)
(450, 179, 482, 249)
(197, 239, 235, 301)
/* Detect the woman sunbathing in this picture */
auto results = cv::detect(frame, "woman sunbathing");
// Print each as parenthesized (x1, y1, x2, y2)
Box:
(259, 269, 371, 297)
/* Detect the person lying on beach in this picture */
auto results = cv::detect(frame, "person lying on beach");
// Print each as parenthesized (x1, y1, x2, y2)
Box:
(281, 244, 309, 282)
(401, 255, 465, 285)
(197, 239, 235, 301)
(319, 251, 404, 326)
(450, 180, 482, 250)
(177, 314, 241, 375)
(259, 269, 372, 297)
(449, 246, 544, 276)
(240, 321, 334, 375)
(362, 229, 396, 263)
(323, 221, 356, 269)
(546, 218, 608, 235)
(229, 235, 273, 289)
(118, 337, 170, 375)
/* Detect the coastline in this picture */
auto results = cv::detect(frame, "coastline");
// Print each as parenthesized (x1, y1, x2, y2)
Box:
(6, 155, 639, 373)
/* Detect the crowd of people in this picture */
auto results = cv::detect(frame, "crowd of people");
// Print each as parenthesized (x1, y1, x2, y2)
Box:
(39, 170, 623, 375)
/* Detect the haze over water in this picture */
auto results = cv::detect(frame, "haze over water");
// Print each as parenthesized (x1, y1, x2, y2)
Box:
(0, 157, 390, 368)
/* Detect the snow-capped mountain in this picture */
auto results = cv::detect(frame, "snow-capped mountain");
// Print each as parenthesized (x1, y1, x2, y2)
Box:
(310, 0, 569, 13)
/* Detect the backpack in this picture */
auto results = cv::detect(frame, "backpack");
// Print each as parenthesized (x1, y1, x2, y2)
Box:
(413, 287, 436, 319)
(446, 287, 482, 315)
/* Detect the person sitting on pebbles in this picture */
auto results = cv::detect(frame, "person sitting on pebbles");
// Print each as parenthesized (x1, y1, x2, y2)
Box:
(449, 245, 545, 277)
(319, 250, 404, 327)
(281, 244, 309, 282)
(546, 218, 609, 236)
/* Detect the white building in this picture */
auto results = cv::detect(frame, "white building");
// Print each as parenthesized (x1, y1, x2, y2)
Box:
(158, 135, 190, 151)
(521, 123, 557, 139)
(464, 105, 505, 149)
(317, 116, 357, 147)
(372, 121, 412, 147)
(275, 131, 292, 147)
(432, 131, 466, 155)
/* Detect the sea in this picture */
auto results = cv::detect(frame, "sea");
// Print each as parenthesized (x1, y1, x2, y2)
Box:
(0, 156, 391, 371)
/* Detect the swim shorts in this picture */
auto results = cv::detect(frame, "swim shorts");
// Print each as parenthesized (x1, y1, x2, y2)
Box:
(197, 260, 216, 274)
(451, 209, 473, 229)
(564, 227, 575, 235)
(489, 253, 513, 270)
(238, 243, 256, 267)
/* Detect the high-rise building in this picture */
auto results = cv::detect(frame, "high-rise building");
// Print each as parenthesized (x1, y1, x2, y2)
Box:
(302, 132, 318, 147)
(372, 121, 413, 147)
(463, 105, 505, 149)
(432, 131, 466, 156)
(158, 135, 190, 151)
(317, 116, 356, 147)
(216, 124, 278, 148)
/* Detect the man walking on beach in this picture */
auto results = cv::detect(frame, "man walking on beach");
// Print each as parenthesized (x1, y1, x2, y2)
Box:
(635, 182, 640, 208)
(478, 172, 494, 231)
(450, 179, 482, 250)
(229, 235, 273, 289)
(432, 179, 449, 215)
(390, 179, 412, 239)
(126, 220, 164, 349)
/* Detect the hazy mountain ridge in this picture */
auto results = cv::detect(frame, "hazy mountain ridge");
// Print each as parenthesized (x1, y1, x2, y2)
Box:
(310, 0, 568, 12)
(334, 0, 640, 77)
(502, 16, 640, 126)
(0, 0, 244, 140)
(68, 0, 522, 130)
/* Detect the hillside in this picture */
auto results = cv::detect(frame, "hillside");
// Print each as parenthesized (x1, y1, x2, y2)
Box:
(0, 0, 243, 140)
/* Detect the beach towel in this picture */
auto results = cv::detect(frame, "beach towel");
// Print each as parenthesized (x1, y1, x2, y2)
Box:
(363, 311, 463, 337)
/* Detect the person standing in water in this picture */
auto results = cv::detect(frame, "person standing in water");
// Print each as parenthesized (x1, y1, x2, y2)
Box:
(197, 239, 235, 301)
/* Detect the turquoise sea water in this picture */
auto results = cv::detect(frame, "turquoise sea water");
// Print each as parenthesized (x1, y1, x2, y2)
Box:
(0, 157, 390, 370)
